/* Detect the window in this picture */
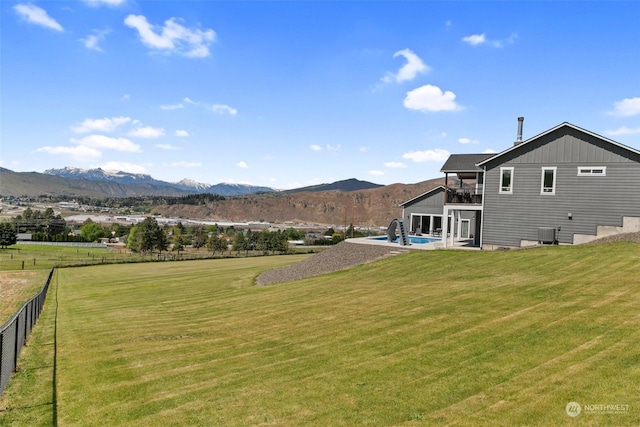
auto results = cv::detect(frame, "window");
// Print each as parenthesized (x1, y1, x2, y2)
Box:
(578, 166, 606, 176)
(541, 167, 557, 194)
(499, 167, 513, 194)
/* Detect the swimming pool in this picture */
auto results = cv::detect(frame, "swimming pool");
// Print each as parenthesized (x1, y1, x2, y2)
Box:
(369, 236, 440, 245)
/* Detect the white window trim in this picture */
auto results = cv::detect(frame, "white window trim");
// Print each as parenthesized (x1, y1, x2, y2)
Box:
(577, 166, 606, 176)
(541, 167, 557, 195)
(499, 167, 514, 194)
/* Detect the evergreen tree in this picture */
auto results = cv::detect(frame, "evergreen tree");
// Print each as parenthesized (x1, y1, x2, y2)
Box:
(173, 235, 185, 253)
(215, 236, 229, 254)
(0, 222, 17, 248)
(127, 217, 166, 253)
(232, 232, 246, 254)
(207, 235, 220, 255)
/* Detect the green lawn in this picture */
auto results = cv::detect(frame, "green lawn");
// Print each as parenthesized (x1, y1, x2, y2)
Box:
(0, 244, 321, 272)
(0, 244, 139, 271)
(2, 243, 639, 426)
(0, 270, 50, 324)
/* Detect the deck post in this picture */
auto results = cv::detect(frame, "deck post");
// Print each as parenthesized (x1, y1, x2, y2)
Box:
(442, 206, 449, 248)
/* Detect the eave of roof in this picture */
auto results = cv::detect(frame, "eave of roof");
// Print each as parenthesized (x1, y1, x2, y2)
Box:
(399, 185, 444, 207)
(477, 122, 640, 167)
(440, 153, 494, 173)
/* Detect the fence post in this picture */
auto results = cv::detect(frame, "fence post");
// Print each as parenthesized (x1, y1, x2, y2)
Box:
(0, 332, 4, 388)
(13, 316, 20, 372)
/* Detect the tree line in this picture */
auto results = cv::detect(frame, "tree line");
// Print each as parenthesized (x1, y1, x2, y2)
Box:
(124, 217, 294, 255)
(12, 193, 226, 209)
(0, 207, 367, 251)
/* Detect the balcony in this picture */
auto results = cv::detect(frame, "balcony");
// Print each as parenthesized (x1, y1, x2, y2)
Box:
(446, 188, 483, 205)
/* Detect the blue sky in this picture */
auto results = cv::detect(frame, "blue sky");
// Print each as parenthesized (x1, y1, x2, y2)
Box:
(2, 1, 639, 189)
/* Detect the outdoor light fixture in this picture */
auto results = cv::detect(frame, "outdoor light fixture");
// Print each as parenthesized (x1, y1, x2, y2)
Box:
(568, 213, 573, 220)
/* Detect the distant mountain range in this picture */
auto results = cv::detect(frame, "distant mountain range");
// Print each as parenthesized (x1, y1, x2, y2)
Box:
(0, 166, 449, 226)
(0, 167, 384, 198)
(281, 178, 383, 193)
(43, 167, 277, 197)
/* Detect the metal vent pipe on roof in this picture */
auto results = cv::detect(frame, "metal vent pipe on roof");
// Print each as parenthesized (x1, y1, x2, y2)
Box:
(515, 116, 524, 145)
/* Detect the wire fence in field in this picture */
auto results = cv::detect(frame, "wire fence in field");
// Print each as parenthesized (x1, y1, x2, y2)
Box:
(0, 268, 53, 397)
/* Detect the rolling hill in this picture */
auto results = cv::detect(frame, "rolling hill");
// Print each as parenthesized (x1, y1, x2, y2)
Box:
(151, 177, 448, 227)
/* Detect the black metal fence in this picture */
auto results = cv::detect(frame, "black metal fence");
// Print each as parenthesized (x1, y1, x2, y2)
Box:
(0, 267, 53, 397)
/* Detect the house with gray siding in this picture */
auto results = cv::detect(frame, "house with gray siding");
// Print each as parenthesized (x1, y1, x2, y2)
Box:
(399, 184, 478, 244)
(399, 186, 445, 236)
(402, 120, 640, 249)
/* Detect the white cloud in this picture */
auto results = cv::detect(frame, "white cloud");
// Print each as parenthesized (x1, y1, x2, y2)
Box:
(482, 148, 497, 154)
(128, 126, 165, 138)
(83, 0, 127, 6)
(359, 146, 369, 152)
(0, 160, 21, 168)
(462, 34, 486, 46)
(80, 29, 111, 52)
(609, 97, 640, 117)
(124, 14, 216, 58)
(384, 161, 407, 168)
(71, 117, 131, 133)
(71, 135, 141, 152)
(605, 126, 640, 136)
(462, 32, 517, 48)
(402, 148, 450, 163)
(98, 162, 146, 174)
(180, 98, 237, 115)
(458, 137, 479, 144)
(236, 161, 248, 169)
(156, 144, 180, 150)
(404, 85, 462, 112)
(175, 130, 189, 137)
(381, 48, 430, 83)
(326, 144, 341, 152)
(309, 144, 322, 151)
(369, 170, 385, 176)
(210, 104, 238, 116)
(14, 3, 63, 32)
(501, 33, 518, 47)
(36, 145, 101, 161)
(171, 161, 201, 168)
(160, 103, 184, 110)
(122, 94, 130, 100)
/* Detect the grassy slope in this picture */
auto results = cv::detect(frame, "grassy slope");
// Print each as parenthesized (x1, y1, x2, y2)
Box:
(3, 244, 640, 426)
(0, 270, 49, 324)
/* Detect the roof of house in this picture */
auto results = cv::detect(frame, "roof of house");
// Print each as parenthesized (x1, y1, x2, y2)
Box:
(440, 154, 494, 173)
(399, 185, 444, 207)
(477, 122, 640, 167)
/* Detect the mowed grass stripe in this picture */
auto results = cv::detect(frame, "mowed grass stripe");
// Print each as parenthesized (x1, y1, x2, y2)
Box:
(6, 243, 638, 426)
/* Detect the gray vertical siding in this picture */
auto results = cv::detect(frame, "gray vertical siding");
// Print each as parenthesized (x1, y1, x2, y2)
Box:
(401, 187, 445, 220)
(401, 187, 477, 237)
(482, 127, 640, 247)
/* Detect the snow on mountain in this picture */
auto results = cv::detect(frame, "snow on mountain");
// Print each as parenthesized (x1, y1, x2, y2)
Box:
(44, 167, 156, 185)
(44, 167, 277, 196)
(173, 178, 212, 192)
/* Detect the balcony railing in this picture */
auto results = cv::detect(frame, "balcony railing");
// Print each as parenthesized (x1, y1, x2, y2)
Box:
(446, 189, 482, 204)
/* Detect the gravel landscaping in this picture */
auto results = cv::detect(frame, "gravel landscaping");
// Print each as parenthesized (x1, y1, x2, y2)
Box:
(585, 231, 640, 245)
(256, 241, 409, 286)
